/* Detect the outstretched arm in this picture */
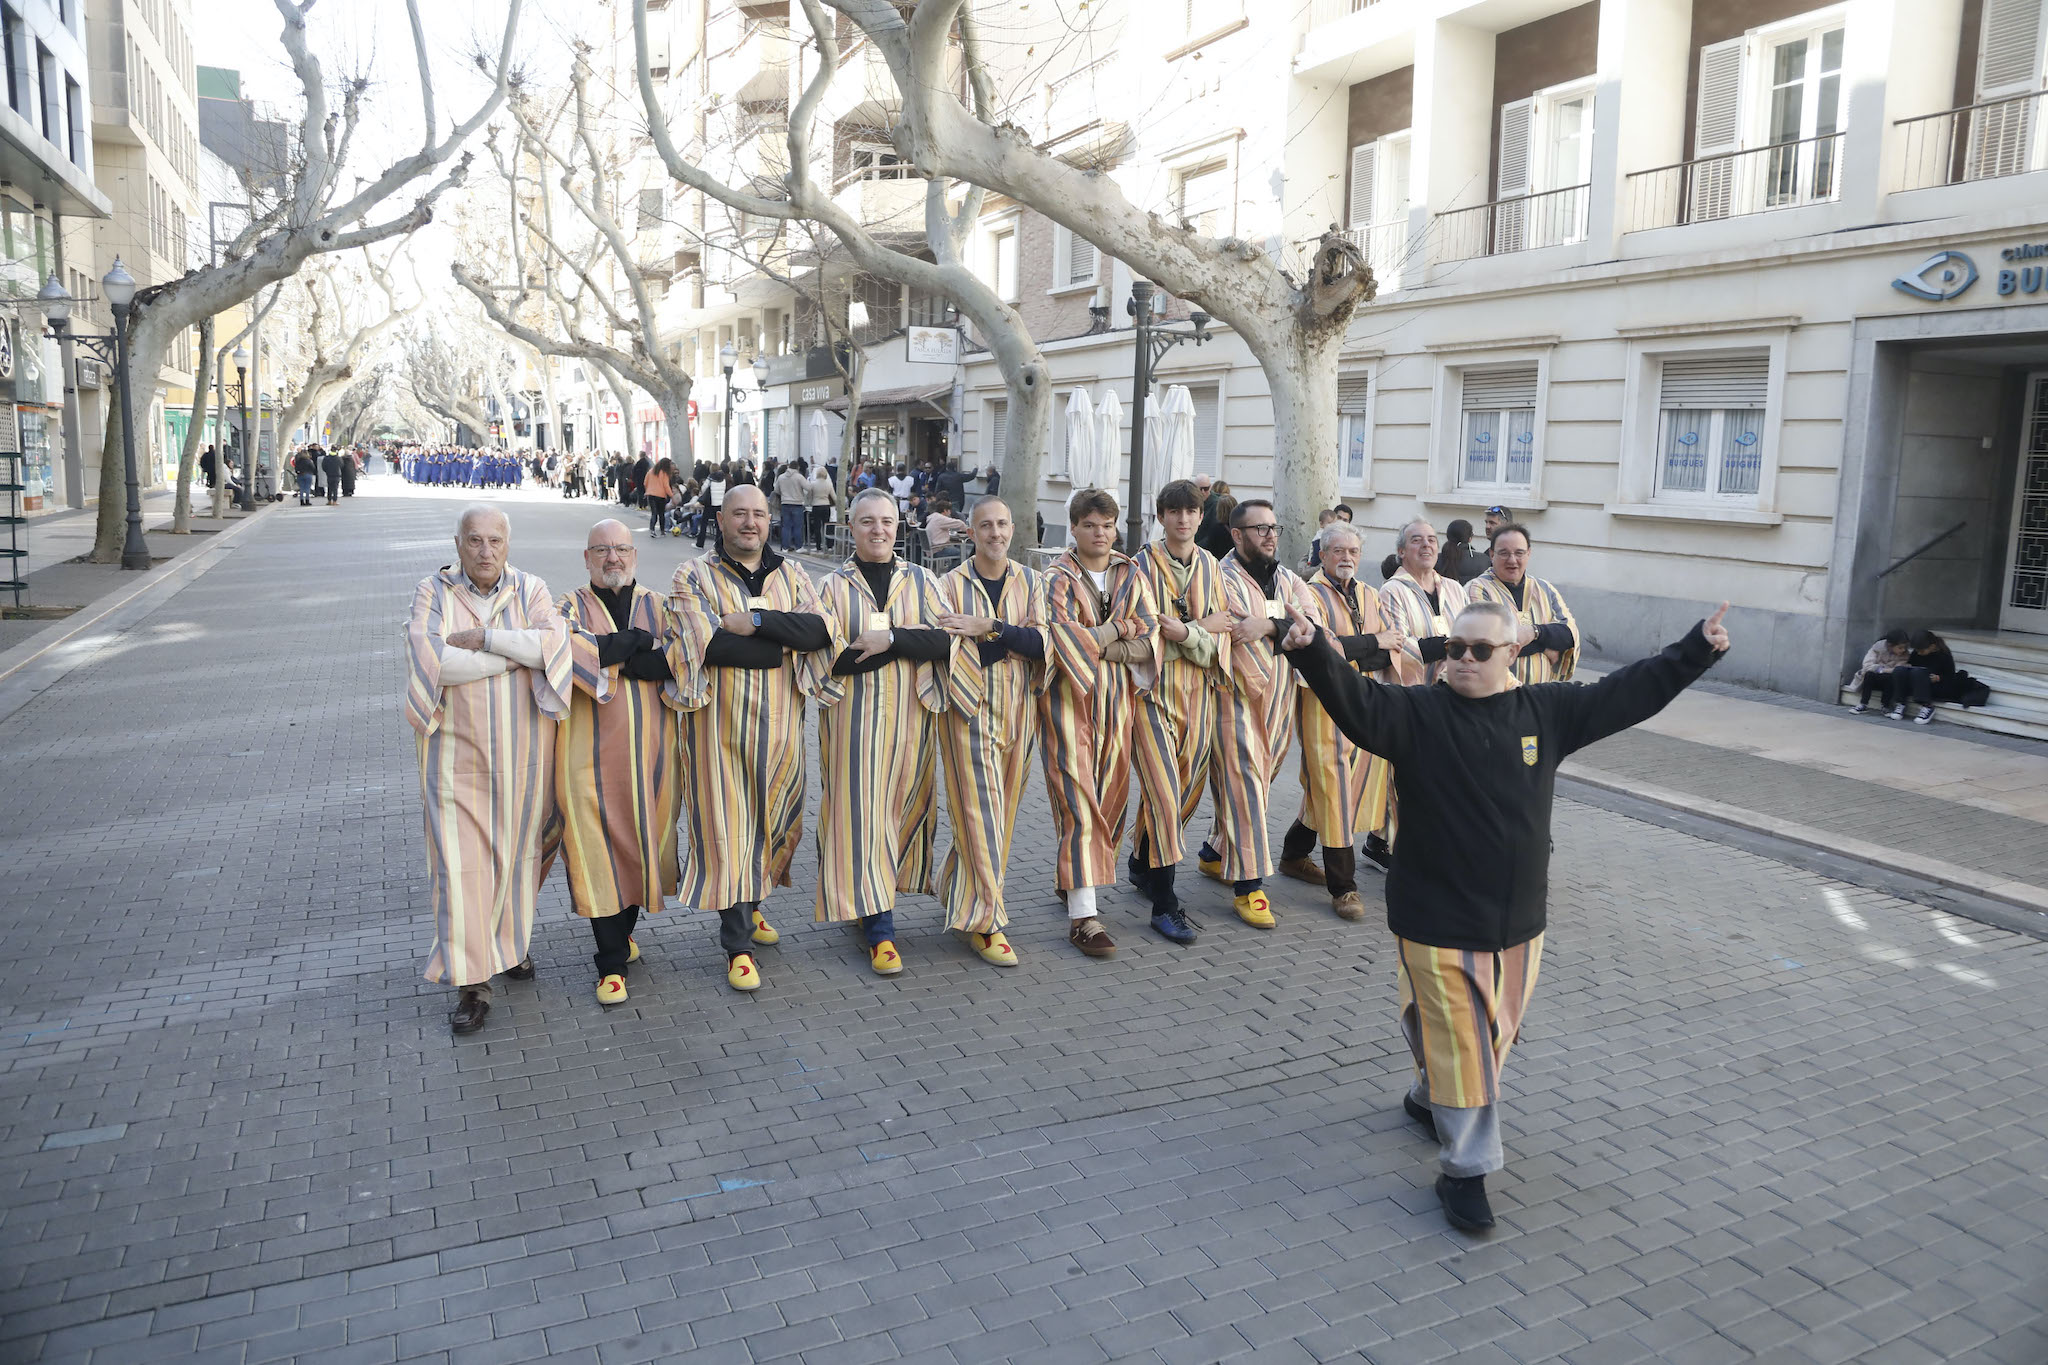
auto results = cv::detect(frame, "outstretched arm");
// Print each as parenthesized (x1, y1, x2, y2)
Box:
(1279, 614, 1412, 762)
(1555, 602, 1729, 756)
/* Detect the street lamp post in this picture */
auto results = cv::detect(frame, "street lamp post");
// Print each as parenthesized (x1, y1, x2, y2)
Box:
(235, 348, 251, 510)
(719, 340, 736, 470)
(749, 354, 768, 467)
(1123, 280, 1211, 554)
(40, 261, 150, 569)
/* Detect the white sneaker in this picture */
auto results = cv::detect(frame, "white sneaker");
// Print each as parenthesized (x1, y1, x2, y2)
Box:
(1885, 706, 1905, 720)
(1914, 707, 1935, 725)
(1851, 703, 1869, 714)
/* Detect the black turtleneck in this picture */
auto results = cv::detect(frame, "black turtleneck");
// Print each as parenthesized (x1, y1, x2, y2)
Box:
(1321, 576, 1395, 673)
(701, 547, 831, 670)
(833, 557, 954, 675)
(588, 581, 671, 681)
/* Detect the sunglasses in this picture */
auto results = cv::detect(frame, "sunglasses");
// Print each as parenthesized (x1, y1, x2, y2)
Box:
(1444, 639, 1511, 661)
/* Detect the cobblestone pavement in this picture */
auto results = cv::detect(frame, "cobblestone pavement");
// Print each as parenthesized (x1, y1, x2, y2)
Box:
(1, 485, 2045, 1365)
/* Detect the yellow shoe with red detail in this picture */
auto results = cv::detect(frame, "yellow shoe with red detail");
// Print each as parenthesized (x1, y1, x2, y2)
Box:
(595, 973, 628, 1005)
(869, 940, 904, 976)
(969, 931, 1019, 967)
(726, 953, 762, 992)
(626, 937, 641, 963)
(1233, 890, 1276, 929)
(1199, 856, 1227, 882)
(749, 909, 780, 945)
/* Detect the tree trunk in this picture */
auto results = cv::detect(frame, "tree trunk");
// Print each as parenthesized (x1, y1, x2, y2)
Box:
(997, 362, 1050, 557)
(212, 346, 232, 520)
(172, 316, 214, 533)
(1247, 328, 1343, 569)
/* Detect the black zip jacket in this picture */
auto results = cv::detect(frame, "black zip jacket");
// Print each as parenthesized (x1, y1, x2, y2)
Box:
(1283, 621, 1723, 951)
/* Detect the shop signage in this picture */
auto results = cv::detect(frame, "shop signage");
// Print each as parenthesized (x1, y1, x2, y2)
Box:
(796, 377, 843, 404)
(1893, 241, 2048, 302)
(907, 326, 959, 365)
(76, 357, 100, 388)
(604, 411, 620, 424)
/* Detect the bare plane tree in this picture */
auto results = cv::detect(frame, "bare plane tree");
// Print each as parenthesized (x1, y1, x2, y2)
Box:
(89, 0, 525, 561)
(272, 253, 415, 456)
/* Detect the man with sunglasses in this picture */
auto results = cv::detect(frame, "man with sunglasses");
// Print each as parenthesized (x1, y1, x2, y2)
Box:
(1195, 499, 1325, 931)
(1279, 597, 1731, 1232)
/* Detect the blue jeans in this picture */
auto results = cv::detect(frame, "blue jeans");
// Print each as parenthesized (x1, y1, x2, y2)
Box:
(780, 505, 805, 550)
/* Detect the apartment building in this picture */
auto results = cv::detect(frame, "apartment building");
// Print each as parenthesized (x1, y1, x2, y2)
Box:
(85, 0, 198, 489)
(0, 0, 110, 510)
(946, 0, 2048, 732)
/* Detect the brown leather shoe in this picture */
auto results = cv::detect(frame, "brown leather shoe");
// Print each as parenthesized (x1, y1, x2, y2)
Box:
(449, 992, 490, 1035)
(1331, 891, 1366, 921)
(1278, 856, 1326, 885)
(1068, 917, 1117, 958)
(503, 957, 535, 981)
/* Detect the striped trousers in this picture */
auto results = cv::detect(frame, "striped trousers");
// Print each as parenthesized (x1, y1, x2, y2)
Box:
(1397, 934, 1545, 1176)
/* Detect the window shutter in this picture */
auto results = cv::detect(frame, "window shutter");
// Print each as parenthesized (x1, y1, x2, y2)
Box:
(1347, 142, 1378, 227)
(989, 400, 1008, 466)
(1190, 384, 1220, 476)
(1336, 374, 1370, 415)
(1067, 232, 1097, 286)
(1692, 37, 1746, 220)
(1658, 352, 1769, 409)
(1971, 0, 2046, 176)
(1461, 364, 1538, 411)
(1495, 98, 1535, 252)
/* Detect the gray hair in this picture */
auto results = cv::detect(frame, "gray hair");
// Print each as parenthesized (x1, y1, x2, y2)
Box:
(1396, 518, 1435, 549)
(1453, 600, 1518, 642)
(849, 487, 897, 517)
(1321, 522, 1363, 550)
(456, 504, 508, 538)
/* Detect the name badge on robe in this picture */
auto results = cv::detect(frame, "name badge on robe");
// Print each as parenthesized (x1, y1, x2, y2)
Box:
(1264, 599, 1285, 620)
(746, 596, 770, 610)
(866, 611, 891, 634)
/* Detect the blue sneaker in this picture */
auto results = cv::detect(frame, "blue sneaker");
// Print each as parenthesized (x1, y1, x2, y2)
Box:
(1149, 906, 1198, 944)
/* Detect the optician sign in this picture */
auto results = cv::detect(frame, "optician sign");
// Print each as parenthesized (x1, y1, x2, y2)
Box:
(1892, 241, 2048, 302)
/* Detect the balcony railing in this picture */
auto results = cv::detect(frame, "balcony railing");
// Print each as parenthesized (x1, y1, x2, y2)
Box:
(1340, 219, 1411, 290)
(1896, 90, 2048, 191)
(1307, 0, 1387, 25)
(1624, 131, 1844, 231)
(1433, 184, 1589, 263)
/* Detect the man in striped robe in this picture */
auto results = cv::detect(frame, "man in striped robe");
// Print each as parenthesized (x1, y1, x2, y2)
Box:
(666, 486, 835, 993)
(1463, 523, 1579, 684)
(1128, 480, 1234, 945)
(546, 520, 688, 1007)
(813, 489, 979, 975)
(1278, 522, 1413, 919)
(1040, 488, 1179, 957)
(1198, 499, 1326, 930)
(405, 506, 573, 1037)
(1369, 519, 1470, 868)
(932, 496, 1048, 967)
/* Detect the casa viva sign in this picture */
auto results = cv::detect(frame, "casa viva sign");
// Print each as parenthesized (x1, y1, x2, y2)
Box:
(1892, 241, 2048, 302)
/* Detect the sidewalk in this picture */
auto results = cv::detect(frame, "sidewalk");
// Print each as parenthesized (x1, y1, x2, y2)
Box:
(1563, 664, 2048, 915)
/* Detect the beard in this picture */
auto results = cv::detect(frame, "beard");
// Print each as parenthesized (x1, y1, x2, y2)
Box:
(594, 566, 632, 590)
(1237, 543, 1276, 573)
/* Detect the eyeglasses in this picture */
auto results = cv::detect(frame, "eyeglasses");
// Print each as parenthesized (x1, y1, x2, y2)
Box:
(1238, 523, 1279, 536)
(1444, 639, 1511, 661)
(586, 543, 635, 556)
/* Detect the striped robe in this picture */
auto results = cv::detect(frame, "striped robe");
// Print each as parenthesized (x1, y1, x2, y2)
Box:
(1380, 570, 1469, 685)
(935, 561, 1050, 933)
(405, 566, 573, 987)
(666, 553, 838, 912)
(542, 584, 682, 920)
(1465, 570, 1580, 684)
(1205, 553, 1325, 882)
(1296, 570, 1412, 848)
(1039, 550, 1182, 889)
(1398, 935, 1544, 1110)
(1130, 542, 1231, 860)
(812, 557, 980, 923)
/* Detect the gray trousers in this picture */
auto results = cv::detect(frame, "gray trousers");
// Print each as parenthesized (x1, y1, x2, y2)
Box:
(1406, 1078, 1504, 1178)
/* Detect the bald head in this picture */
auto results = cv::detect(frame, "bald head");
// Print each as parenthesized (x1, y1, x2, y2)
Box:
(720, 482, 772, 564)
(454, 504, 510, 589)
(583, 518, 636, 589)
(585, 518, 630, 549)
(723, 483, 769, 516)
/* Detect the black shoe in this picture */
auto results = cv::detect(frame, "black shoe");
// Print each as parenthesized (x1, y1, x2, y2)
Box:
(1361, 835, 1392, 873)
(503, 957, 536, 981)
(1150, 907, 1198, 945)
(1126, 856, 1153, 893)
(1403, 1093, 1437, 1137)
(1435, 1174, 1494, 1231)
(449, 992, 489, 1035)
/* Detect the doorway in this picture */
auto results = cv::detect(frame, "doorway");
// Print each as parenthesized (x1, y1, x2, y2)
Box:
(2002, 374, 2048, 633)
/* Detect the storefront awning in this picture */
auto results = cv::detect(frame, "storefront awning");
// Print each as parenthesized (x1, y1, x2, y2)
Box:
(822, 382, 951, 418)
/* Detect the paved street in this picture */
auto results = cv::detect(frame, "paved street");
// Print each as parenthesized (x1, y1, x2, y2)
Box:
(1, 482, 2045, 1365)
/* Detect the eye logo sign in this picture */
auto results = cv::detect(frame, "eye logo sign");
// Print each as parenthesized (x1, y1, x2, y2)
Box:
(1892, 251, 1979, 302)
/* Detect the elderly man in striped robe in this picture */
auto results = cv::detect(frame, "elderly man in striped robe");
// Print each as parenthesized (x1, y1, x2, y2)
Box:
(1463, 523, 1579, 684)
(1197, 498, 1326, 930)
(1277, 521, 1412, 920)
(1040, 488, 1178, 958)
(932, 496, 1049, 967)
(812, 489, 980, 976)
(546, 520, 689, 1007)
(405, 506, 573, 1037)
(1127, 479, 1234, 946)
(667, 485, 835, 993)
(1368, 518, 1470, 869)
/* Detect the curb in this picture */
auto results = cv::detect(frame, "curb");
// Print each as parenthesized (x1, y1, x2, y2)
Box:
(0, 507, 274, 722)
(1561, 762, 2048, 920)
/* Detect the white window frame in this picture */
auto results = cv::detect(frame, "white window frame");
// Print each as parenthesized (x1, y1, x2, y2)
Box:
(1051, 224, 1099, 294)
(1691, 7, 1846, 219)
(1966, 0, 2048, 179)
(1334, 363, 1375, 499)
(1425, 347, 1553, 502)
(1346, 131, 1410, 289)
(1170, 157, 1234, 239)
(979, 209, 1022, 303)
(983, 394, 1009, 472)
(1611, 330, 1789, 522)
